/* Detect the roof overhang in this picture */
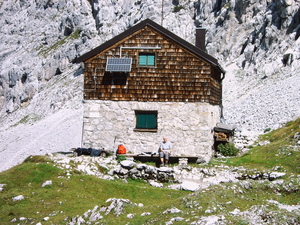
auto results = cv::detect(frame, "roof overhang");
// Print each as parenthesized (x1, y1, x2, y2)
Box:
(74, 19, 225, 74)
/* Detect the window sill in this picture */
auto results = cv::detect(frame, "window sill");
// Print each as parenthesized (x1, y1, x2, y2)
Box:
(134, 128, 158, 133)
(138, 65, 156, 68)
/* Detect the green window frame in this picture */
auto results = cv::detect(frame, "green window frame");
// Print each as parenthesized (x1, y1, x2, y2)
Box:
(135, 110, 158, 131)
(138, 53, 155, 66)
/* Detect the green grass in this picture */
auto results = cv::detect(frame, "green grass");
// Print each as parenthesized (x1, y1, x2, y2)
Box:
(217, 117, 300, 174)
(11, 114, 43, 127)
(1, 118, 300, 224)
(0, 159, 188, 224)
(38, 29, 81, 57)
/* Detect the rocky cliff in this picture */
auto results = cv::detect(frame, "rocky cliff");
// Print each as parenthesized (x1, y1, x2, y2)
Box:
(0, 0, 299, 171)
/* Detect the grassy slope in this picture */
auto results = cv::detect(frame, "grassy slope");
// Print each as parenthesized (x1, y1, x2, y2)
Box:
(0, 118, 299, 224)
(224, 117, 300, 173)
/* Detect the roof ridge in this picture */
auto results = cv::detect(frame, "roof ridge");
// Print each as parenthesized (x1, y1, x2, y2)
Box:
(75, 19, 224, 74)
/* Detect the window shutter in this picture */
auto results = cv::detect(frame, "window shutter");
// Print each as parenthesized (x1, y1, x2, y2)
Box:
(139, 55, 147, 65)
(147, 55, 155, 66)
(146, 114, 157, 128)
(136, 114, 146, 128)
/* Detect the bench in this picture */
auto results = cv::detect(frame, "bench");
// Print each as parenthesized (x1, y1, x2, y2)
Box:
(117, 153, 200, 166)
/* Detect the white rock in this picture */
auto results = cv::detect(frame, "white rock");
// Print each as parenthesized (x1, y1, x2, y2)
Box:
(157, 167, 174, 173)
(194, 215, 221, 224)
(230, 208, 240, 215)
(269, 172, 286, 180)
(171, 217, 184, 222)
(163, 207, 182, 214)
(42, 180, 52, 187)
(180, 181, 200, 192)
(120, 160, 136, 169)
(12, 195, 24, 201)
(127, 213, 135, 219)
(149, 181, 163, 188)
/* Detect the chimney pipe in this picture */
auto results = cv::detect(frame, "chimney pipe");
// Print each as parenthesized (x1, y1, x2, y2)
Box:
(196, 28, 206, 52)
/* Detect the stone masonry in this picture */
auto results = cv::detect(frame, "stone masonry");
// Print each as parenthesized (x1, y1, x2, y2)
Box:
(82, 100, 220, 162)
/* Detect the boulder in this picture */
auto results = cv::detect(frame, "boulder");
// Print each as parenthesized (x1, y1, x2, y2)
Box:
(120, 160, 136, 169)
(269, 172, 286, 180)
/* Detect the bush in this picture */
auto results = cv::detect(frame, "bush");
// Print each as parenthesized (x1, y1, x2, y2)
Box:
(173, 5, 185, 13)
(116, 154, 127, 163)
(217, 143, 239, 156)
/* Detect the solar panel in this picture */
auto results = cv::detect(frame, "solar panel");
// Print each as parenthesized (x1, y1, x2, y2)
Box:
(106, 58, 132, 72)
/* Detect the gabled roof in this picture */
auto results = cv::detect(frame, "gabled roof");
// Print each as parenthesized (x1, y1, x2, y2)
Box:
(75, 19, 225, 74)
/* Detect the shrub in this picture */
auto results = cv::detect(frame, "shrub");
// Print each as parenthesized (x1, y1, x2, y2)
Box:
(116, 154, 127, 163)
(217, 143, 239, 156)
(173, 5, 185, 13)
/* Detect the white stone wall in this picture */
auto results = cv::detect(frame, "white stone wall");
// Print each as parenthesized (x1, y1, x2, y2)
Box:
(82, 100, 221, 162)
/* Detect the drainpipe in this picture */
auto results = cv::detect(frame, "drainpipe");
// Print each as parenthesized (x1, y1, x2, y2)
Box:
(220, 70, 226, 122)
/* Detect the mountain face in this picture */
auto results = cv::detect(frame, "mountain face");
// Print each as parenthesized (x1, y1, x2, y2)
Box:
(0, 0, 299, 170)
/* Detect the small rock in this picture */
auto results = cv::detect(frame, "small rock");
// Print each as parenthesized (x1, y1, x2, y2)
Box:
(230, 208, 240, 215)
(157, 167, 174, 173)
(42, 180, 52, 187)
(272, 179, 284, 185)
(163, 207, 182, 214)
(205, 209, 214, 214)
(12, 195, 24, 201)
(149, 181, 163, 188)
(127, 213, 135, 219)
(193, 215, 221, 224)
(240, 181, 252, 189)
(196, 156, 206, 164)
(171, 217, 184, 221)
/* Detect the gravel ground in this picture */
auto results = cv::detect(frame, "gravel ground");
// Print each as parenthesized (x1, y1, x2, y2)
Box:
(0, 108, 82, 172)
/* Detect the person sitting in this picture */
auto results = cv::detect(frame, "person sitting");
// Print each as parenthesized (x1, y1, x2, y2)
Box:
(159, 137, 172, 167)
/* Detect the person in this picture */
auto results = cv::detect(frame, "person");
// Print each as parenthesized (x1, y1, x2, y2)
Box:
(159, 137, 172, 167)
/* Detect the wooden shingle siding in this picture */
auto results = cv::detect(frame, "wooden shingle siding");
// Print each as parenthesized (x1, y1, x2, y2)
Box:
(83, 26, 222, 105)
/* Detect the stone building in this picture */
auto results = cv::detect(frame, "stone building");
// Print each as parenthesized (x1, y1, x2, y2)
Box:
(76, 19, 225, 162)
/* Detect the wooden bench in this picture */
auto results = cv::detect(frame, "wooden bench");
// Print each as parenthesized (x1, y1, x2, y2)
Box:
(117, 153, 200, 166)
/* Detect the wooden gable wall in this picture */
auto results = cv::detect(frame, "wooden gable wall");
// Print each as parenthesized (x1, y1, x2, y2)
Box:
(83, 26, 222, 105)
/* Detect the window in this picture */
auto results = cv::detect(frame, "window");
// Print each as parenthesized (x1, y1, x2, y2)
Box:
(138, 53, 155, 66)
(135, 110, 157, 131)
(102, 72, 127, 85)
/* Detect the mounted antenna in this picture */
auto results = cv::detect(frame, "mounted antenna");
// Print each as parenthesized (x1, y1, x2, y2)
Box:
(161, 0, 164, 26)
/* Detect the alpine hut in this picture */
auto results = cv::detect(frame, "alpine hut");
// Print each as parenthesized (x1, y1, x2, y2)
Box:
(75, 19, 225, 162)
